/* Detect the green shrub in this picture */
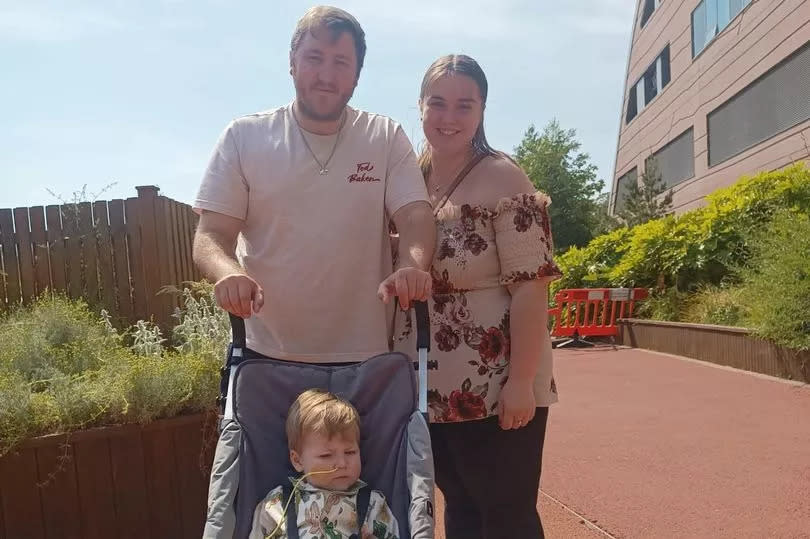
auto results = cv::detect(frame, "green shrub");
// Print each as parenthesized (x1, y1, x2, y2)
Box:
(130, 320, 166, 356)
(681, 285, 744, 327)
(171, 285, 230, 358)
(636, 288, 687, 321)
(0, 287, 227, 456)
(0, 295, 115, 382)
(607, 216, 686, 288)
(737, 210, 810, 350)
(552, 226, 633, 293)
(0, 370, 35, 452)
(552, 164, 810, 349)
(556, 164, 810, 291)
(120, 351, 220, 424)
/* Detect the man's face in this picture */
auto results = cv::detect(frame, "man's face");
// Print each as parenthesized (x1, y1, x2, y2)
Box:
(290, 27, 358, 122)
(290, 430, 362, 491)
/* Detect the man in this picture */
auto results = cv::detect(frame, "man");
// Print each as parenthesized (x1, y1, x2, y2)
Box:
(192, 6, 435, 363)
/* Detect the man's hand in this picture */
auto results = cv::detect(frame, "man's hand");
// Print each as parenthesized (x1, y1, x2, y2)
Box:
(377, 267, 431, 310)
(194, 210, 262, 319)
(194, 211, 262, 319)
(497, 378, 536, 430)
(214, 273, 264, 319)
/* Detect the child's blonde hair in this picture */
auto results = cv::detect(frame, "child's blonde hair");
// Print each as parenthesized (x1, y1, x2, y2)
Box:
(286, 389, 360, 451)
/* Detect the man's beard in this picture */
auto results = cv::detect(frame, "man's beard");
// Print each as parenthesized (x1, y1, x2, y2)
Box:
(295, 82, 355, 122)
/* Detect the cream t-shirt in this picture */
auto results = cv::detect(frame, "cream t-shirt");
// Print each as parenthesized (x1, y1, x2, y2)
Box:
(194, 104, 429, 362)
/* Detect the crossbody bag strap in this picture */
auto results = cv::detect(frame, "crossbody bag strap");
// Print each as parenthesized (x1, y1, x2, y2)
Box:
(432, 152, 487, 216)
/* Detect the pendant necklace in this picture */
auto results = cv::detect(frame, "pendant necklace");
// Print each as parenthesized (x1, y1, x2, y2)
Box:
(292, 106, 347, 175)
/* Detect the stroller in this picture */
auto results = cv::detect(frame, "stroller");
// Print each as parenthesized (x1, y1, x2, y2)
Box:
(203, 302, 435, 538)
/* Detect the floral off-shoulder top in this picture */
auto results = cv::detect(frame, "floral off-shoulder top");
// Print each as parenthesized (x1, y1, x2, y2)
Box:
(394, 191, 563, 423)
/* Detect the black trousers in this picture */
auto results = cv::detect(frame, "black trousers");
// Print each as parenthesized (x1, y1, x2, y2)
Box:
(429, 407, 549, 539)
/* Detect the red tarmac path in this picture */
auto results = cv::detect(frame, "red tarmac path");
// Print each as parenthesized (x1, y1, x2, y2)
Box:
(434, 346, 810, 538)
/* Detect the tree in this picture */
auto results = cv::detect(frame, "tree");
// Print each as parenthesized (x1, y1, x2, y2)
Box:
(618, 159, 674, 227)
(592, 191, 622, 236)
(514, 120, 605, 252)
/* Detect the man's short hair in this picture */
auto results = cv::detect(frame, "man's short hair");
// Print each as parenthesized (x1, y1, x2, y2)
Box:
(286, 388, 361, 451)
(290, 6, 367, 78)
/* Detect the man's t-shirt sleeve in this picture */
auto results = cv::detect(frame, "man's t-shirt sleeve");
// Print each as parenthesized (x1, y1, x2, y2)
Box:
(384, 125, 429, 216)
(193, 121, 249, 220)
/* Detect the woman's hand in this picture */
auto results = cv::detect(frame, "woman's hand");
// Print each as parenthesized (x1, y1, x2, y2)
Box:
(497, 378, 536, 430)
(377, 267, 432, 310)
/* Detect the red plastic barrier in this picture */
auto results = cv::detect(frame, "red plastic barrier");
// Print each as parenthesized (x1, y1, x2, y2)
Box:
(548, 288, 649, 339)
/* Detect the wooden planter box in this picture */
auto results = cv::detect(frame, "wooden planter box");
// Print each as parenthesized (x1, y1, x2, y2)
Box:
(0, 412, 217, 539)
(617, 318, 810, 383)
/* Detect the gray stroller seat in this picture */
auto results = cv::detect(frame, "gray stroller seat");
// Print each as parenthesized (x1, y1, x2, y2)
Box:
(203, 303, 435, 538)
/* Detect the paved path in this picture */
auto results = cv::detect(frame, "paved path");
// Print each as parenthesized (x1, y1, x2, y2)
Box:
(434, 489, 606, 538)
(435, 346, 810, 538)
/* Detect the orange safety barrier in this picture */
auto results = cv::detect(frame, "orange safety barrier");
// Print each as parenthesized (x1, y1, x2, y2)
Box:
(548, 288, 649, 347)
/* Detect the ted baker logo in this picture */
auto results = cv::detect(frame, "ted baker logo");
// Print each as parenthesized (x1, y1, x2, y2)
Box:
(348, 162, 381, 183)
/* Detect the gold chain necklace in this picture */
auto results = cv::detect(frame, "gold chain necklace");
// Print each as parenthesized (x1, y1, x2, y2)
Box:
(291, 106, 347, 175)
(429, 159, 470, 193)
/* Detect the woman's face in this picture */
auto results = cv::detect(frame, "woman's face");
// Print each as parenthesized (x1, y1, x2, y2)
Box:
(421, 73, 483, 158)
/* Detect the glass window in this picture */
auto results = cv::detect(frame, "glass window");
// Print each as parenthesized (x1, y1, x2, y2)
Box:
(626, 86, 638, 123)
(660, 45, 671, 87)
(692, 1, 707, 56)
(730, 0, 752, 18)
(640, 0, 657, 28)
(613, 168, 638, 214)
(650, 128, 695, 188)
(705, 0, 719, 43)
(708, 42, 810, 166)
(718, 0, 731, 28)
(643, 63, 658, 104)
(693, 0, 753, 57)
(625, 45, 671, 123)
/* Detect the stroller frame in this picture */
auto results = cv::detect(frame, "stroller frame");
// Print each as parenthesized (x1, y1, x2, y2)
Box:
(204, 302, 434, 539)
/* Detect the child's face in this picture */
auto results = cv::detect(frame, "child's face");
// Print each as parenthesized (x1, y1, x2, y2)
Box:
(290, 430, 361, 491)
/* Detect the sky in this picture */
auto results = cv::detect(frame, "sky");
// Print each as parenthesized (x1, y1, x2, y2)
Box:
(1, 0, 636, 209)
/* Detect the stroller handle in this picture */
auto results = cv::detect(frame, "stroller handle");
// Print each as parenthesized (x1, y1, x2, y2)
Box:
(413, 301, 431, 352)
(227, 300, 431, 353)
(222, 302, 432, 416)
(228, 313, 247, 349)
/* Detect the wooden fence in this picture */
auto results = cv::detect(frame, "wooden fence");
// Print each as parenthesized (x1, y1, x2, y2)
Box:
(0, 413, 216, 539)
(0, 186, 199, 328)
(617, 318, 810, 383)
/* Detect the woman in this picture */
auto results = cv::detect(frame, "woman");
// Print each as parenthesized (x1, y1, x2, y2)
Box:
(393, 55, 562, 538)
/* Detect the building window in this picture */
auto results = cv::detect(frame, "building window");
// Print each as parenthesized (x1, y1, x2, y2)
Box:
(646, 128, 695, 188)
(613, 168, 638, 214)
(626, 86, 638, 124)
(625, 45, 671, 123)
(640, 0, 661, 28)
(692, 0, 752, 57)
(707, 41, 810, 167)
